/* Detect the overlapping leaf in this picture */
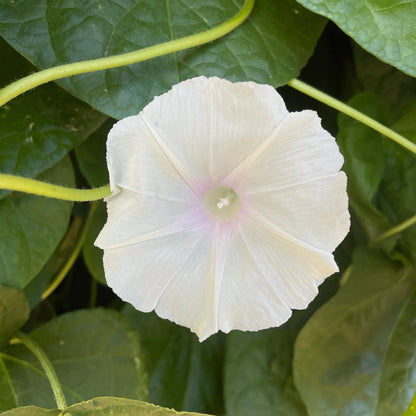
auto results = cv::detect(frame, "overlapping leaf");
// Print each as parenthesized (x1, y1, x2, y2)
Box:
(123, 306, 224, 415)
(293, 247, 415, 416)
(0, 0, 326, 119)
(225, 329, 306, 416)
(1, 397, 212, 416)
(0, 309, 147, 412)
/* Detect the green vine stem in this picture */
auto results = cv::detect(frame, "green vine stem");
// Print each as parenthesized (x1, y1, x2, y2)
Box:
(287, 78, 416, 156)
(11, 332, 67, 410)
(0, 174, 111, 201)
(0, 0, 254, 107)
(373, 214, 416, 245)
(41, 211, 92, 300)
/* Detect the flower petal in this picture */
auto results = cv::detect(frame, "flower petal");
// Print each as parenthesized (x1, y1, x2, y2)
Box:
(106, 115, 196, 197)
(225, 110, 343, 188)
(95, 188, 202, 250)
(155, 224, 233, 341)
(244, 172, 349, 252)
(102, 225, 230, 341)
(218, 218, 338, 334)
(101, 229, 209, 315)
(141, 76, 289, 186)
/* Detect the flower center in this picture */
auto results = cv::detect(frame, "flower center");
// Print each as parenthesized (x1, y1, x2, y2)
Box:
(203, 186, 241, 220)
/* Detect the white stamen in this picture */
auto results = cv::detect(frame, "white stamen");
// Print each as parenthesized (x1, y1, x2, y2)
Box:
(217, 197, 230, 210)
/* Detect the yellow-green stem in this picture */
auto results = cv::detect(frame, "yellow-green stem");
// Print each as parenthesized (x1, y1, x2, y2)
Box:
(42, 213, 91, 300)
(0, 0, 254, 107)
(287, 79, 416, 155)
(0, 174, 111, 201)
(374, 214, 416, 245)
(11, 332, 67, 410)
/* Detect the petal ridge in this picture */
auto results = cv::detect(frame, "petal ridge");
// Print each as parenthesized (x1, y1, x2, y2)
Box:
(244, 172, 342, 194)
(222, 113, 290, 184)
(245, 203, 336, 258)
(238, 225, 292, 310)
(97, 220, 204, 250)
(212, 225, 233, 337)
(141, 113, 198, 195)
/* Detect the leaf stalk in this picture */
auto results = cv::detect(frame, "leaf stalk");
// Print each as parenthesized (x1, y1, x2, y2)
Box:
(287, 79, 416, 156)
(11, 332, 67, 410)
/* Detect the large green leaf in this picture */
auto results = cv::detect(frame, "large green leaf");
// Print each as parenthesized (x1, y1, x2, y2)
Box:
(0, 156, 74, 289)
(1, 397, 212, 416)
(0, 287, 29, 349)
(123, 306, 224, 415)
(223, 272, 343, 416)
(295, 0, 416, 76)
(0, 309, 147, 412)
(224, 328, 306, 416)
(0, 406, 59, 416)
(376, 290, 416, 416)
(293, 246, 415, 416)
(0, 0, 325, 119)
(63, 397, 212, 416)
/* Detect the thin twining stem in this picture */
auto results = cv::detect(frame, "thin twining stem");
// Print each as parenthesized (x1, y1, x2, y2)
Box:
(42, 214, 90, 300)
(11, 332, 67, 410)
(287, 79, 416, 156)
(0, 0, 255, 107)
(374, 214, 416, 245)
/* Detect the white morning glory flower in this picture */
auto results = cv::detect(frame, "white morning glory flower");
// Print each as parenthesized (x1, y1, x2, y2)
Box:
(95, 76, 350, 341)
